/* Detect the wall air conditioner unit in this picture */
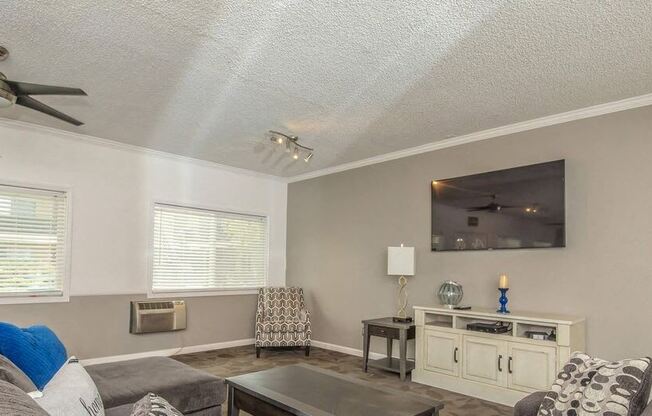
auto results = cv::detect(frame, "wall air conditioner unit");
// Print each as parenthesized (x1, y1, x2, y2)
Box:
(130, 300, 186, 334)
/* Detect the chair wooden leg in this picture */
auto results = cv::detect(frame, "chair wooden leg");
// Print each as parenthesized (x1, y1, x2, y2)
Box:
(256, 347, 261, 358)
(305, 346, 310, 357)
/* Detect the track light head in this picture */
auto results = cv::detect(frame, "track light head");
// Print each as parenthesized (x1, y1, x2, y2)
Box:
(269, 132, 285, 145)
(267, 130, 314, 162)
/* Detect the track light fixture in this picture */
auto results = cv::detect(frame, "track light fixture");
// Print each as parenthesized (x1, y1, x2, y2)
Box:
(269, 130, 314, 163)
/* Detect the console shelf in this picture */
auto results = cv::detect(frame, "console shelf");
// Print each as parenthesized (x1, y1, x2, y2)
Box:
(413, 306, 585, 407)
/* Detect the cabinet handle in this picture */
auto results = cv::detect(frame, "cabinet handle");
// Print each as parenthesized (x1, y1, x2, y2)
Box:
(453, 347, 458, 363)
(498, 355, 503, 372)
(508, 356, 513, 374)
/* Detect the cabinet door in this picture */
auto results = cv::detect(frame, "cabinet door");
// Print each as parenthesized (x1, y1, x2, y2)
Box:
(508, 343, 557, 393)
(424, 329, 460, 377)
(462, 335, 506, 386)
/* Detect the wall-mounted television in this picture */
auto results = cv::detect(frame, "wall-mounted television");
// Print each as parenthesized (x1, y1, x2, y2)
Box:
(431, 160, 565, 251)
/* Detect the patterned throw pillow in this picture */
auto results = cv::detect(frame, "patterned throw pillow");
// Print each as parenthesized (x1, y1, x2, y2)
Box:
(130, 393, 182, 416)
(538, 352, 652, 416)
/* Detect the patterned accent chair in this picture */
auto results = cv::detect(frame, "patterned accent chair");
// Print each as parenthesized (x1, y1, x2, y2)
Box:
(255, 287, 311, 358)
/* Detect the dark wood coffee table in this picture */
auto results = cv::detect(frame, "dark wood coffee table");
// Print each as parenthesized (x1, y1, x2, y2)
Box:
(225, 364, 443, 416)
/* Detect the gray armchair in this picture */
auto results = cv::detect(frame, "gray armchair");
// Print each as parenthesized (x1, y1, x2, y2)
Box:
(254, 287, 311, 358)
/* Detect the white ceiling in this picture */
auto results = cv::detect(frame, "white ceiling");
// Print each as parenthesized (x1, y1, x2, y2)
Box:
(1, 1, 651, 177)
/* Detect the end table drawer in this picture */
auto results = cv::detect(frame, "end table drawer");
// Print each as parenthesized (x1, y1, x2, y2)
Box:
(368, 325, 399, 339)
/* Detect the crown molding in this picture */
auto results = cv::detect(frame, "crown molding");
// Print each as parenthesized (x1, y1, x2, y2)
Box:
(3, 92, 651, 185)
(0, 118, 285, 182)
(288, 92, 652, 183)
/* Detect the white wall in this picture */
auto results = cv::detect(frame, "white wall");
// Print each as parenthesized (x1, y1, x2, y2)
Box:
(0, 120, 287, 296)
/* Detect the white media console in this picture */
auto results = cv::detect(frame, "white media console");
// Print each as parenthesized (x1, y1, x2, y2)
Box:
(412, 306, 585, 407)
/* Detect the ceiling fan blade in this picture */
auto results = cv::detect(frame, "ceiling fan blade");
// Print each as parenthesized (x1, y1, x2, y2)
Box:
(15, 96, 84, 126)
(466, 207, 490, 212)
(5, 80, 87, 96)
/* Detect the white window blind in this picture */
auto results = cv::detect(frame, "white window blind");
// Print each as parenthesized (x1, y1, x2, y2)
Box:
(0, 184, 68, 297)
(152, 203, 268, 292)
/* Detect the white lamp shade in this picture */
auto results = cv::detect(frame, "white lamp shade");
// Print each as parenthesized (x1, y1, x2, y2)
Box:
(387, 246, 415, 276)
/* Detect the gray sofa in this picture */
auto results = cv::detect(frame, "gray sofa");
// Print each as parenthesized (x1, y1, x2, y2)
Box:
(514, 391, 652, 416)
(86, 356, 226, 416)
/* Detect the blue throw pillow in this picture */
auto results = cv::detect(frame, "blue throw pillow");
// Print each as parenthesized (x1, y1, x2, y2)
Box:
(0, 323, 67, 390)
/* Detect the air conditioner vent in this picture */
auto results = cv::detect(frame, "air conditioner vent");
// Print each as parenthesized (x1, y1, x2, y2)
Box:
(138, 301, 174, 310)
(130, 300, 186, 334)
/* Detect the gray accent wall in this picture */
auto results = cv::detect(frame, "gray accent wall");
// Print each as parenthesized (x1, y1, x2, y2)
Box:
(0, 294, 257, 359)
(287, 105, 652, 361)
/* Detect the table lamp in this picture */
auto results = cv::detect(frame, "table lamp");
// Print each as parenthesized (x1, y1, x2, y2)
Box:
(387, 244, 415, 323)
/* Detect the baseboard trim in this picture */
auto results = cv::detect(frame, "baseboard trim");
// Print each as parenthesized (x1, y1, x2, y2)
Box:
(311, 340, 403, 361)
(80, 338, 255, 366)
(312, 340, 364, 357)
(82, 338, 405, 366)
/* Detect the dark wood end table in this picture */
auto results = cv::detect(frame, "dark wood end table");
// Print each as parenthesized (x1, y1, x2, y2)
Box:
(362, 317, 416, 381)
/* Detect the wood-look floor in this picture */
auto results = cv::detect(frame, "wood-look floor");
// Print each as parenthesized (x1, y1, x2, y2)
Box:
(174, 345, 512, 416)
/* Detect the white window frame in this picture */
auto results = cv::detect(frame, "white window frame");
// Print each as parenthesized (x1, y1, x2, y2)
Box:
(147, 200, 270, 298)
(0, 180, 72, 305)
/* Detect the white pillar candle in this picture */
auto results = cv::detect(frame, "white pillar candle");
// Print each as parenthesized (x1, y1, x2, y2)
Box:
(499, 274, 509, 289)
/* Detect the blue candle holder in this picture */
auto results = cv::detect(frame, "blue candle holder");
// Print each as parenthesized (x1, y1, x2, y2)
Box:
(497, 288, 510, 314)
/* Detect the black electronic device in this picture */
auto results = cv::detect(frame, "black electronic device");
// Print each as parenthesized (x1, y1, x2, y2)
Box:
(467, 321, 512, 334)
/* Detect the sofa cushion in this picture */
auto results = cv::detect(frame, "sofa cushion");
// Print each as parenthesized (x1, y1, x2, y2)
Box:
(0, 354, 38, 393)
(0, 323, 68, 390)
(86, 356, 225, 414)
(34, 357, 105, 416)
(0, 380, 49, 416)
(538, 352, 652, 416)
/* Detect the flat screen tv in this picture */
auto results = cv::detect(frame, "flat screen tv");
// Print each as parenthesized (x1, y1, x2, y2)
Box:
(431, 160, 565, 251)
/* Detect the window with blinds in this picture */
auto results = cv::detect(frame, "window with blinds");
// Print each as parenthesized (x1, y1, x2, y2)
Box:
(151, 203, 268, 293)
(0, 184, 69, 298)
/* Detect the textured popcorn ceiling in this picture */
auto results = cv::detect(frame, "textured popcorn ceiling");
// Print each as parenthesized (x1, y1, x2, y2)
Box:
(1, 1, 651, 176)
